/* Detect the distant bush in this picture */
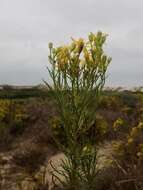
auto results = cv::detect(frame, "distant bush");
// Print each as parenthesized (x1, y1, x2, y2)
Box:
(0, 100, 29, 149)
(99, 95, 122, 111)
(118, 91, 139, 108)
(0, 88, 50, 99)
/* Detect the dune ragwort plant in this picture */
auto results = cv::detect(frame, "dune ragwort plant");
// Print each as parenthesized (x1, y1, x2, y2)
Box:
(45, 32, 111, 189)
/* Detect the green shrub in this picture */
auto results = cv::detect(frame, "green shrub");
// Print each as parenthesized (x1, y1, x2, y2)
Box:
(46, 32, 111, 189)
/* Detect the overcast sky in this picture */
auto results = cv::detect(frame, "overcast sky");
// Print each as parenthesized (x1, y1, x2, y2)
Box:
(0, 0, 143, 87)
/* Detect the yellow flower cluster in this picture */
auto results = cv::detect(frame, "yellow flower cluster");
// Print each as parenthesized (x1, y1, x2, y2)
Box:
(49, 32, 111, 74)
(129, 122, 143, 141)
(113, 122, 143, 161)
(72, 38, 84, 54)
(56, 46, 69, 70)
(0, 100, 28, 127)
(125, 123, 143, 149)
(0, 100, 10, 120)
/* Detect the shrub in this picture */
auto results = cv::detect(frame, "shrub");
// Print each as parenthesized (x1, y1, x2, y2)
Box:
(0, 100, 28, 149)
(111, 122, 143, 190)
(46, 32, 111, 189)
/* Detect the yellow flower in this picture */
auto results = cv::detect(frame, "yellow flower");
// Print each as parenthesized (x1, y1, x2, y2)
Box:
(76, 38, 84, 54)
(70, 42, 76, 51)
(48, 42, 53, 49)
(83, 47, 90, 61)
(88, 32, 95, 42)
(72, 38, 84, 54)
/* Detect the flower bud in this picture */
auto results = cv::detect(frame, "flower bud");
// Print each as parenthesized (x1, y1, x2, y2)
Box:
(88, 32, 94, 42)
(70, 42, 76, 51)
(49, 42, 53, 49)
(77, 38, 84, 54)
(102, 55, 107, 64)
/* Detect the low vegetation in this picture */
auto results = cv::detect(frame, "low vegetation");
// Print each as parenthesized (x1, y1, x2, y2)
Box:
(0, 88, 142, 189)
